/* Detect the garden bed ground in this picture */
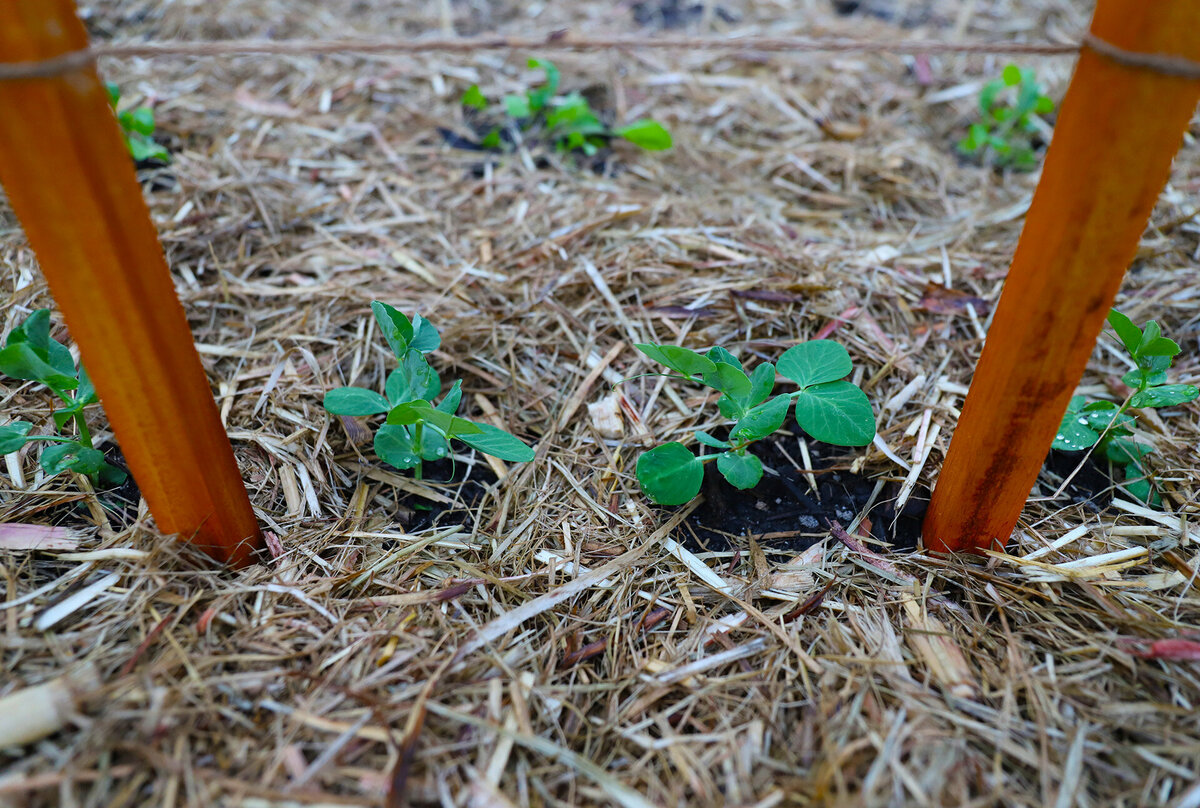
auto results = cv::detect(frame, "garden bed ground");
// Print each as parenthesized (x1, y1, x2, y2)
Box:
(3, 0, 1200, 806)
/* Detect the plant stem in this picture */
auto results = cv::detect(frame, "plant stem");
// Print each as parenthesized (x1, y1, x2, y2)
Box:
(413, 420, 424, 481)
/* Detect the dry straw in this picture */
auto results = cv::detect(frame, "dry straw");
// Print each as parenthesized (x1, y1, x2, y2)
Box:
(2, 0, 1199, 805)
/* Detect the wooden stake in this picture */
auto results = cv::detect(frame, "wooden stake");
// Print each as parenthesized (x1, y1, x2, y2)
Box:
(924, 1, 1200, 553)
(0, 1, 262, 566)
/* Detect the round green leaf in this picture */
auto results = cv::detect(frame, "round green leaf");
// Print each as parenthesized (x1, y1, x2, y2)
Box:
(323, 387, 391, 416)
(456, 423, 534, 462)
(0, 421, 33, 454)
(702, 362, 752, 400)
(793, 381, 875, 446)
(717, 451, 763, 490)
(1129, 385, 1199, 409)
(374, 425, 421, 470)
(636, 442, 703, 505)
(40, 443, 105, 476)
(777, 341, 852, 388)
(409, 315, 441, 354)
(614, 119, 672, 150)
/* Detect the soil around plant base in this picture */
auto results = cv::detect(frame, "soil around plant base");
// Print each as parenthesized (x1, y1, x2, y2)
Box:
(675, 430, 926, 555)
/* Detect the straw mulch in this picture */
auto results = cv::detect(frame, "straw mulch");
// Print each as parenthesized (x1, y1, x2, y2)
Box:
(4, 0, 1200, 806)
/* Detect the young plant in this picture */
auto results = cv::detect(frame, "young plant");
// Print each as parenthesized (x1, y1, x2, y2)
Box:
(1053, 309, 1198, 505)
(106, 83, 170, 164)
(460, 58, 672, 156)
(0, 310, 126, 486)
(323, 302, 535, 478)
(633, 341, 876, 505)
(958, 64, 1054, 171)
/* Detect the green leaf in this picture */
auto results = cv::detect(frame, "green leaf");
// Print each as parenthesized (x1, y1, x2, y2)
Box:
(717, 451, 762, 490)
(1129, 384, 1199, 408)
(1053, 406, 1101, 452)
(635, 343, 716, 378)
(636, 442, 703, 505)
(526, 58, 560, 112)
(127, 133, 170, 163)
(1034, 95, 1055, 115)
(1123, 368, 1167, 389)
(462, 84, 488, 110)
(0, 422, 33, 454)
(1002, 64, 1022, 86)
(1138, 336, 1180, 358)
(793, 381, 875, 446)
(614, 119, 673, 150)
(75, 363, 97, 406)
(1122, 465, 1159, 507)
(372, 301, 414, 357)
(40, 443, 105, 476)
(374, 425, 421, 470)
(1137, 320, 1162, 353)
(732, 395, 790, 443)
(777, 340, 852, 388)
(98, 462, 128, 487)
(1104, 437, 1154, 465)
(106, 82, 121, 107)
(386, 351, 441, 404)
(481, 128, 502, 149)
(323, 387, 391, 416)
(128, 106, 155, 136)
(705, 346, 742, 371)
(694, 430, 729, 449)
(386, 401, 480, 438)
(702, 362, 752, 401)
(1107, 309, 1142, 355)
(505, 94, 532, 119)
(409, 314, 441, 353)
(746, 362, 775, 408)
(716, 395, 744, 420)
(436, 379, 463, 414)
(456, 422, 534, 462)
(0, 343, 78, 391)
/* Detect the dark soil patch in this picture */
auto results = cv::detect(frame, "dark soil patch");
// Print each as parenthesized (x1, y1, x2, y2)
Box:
(631, 0, 738, 29)
(677, 431, 926, 556)
(391, 455, 498, 535)
(1040, 449, 1116, 511)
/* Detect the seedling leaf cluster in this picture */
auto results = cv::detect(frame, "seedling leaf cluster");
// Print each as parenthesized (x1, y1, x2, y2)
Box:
(323, 302, 535, 478)
(461, 59, 672, 156)
(0, 310, 126, 486)
(1053, 309, 1198, 505)
(633, 340, 876, 505)
(958, 64, 1054, 171)
(106, 83, 170, 164)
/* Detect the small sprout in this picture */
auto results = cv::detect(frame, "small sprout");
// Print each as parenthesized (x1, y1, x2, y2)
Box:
(458, 58, 672, 157)
(106, 82, 170, 164)
(0, 310, 126, 487)
(323, 302, 535, 480)
(629, 340, 875, 505)
(1052, 309, 1198, 506)
(958, 64, 1053, 171)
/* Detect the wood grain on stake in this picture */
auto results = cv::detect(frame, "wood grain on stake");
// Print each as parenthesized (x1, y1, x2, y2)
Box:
(923, 0, 1200, 553)
(0, 1, 262, 565)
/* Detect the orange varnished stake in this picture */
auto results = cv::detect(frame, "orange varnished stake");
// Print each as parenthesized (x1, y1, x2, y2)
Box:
(924, 1, 1200, 553)
(0, 1, 262, 565)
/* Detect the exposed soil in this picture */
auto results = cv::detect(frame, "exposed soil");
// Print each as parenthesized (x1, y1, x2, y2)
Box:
(1040, 448, 1116, 511)
(678, 427, 926, 555)
(392, 454, 499, 534)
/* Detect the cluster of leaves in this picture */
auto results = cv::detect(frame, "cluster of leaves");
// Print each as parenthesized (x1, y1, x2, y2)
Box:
(1053, 310, 1198, 505)
(0, 311, 126, 486)
(633, 341, 876, 505)
(106, 83, 170, 164)
(323, 302, 534, 478)
(461, 59, 672, 156)
(958, 64, 1054, 171)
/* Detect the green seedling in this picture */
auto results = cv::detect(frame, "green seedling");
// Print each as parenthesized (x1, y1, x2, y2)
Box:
(0, 310, 126, 486)
(323, 302, 535, 478)
(958, 64, 1054, 171)
(632, 340, 876, 505)
(106, 82, 170, 164)
(1053, 309, 1198, 506)
(460, 58, 672, 156)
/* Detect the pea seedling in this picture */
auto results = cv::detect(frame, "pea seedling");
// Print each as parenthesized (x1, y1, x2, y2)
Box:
(958, 64, 1054, 171)
(0, 310, 126, 486)
(106, 83, 170, 164)
(461, 58, 672, 156)
(633, 341, 876, 505)
(1053, 309, 1198, 505)
(323, 302, 535, 478)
